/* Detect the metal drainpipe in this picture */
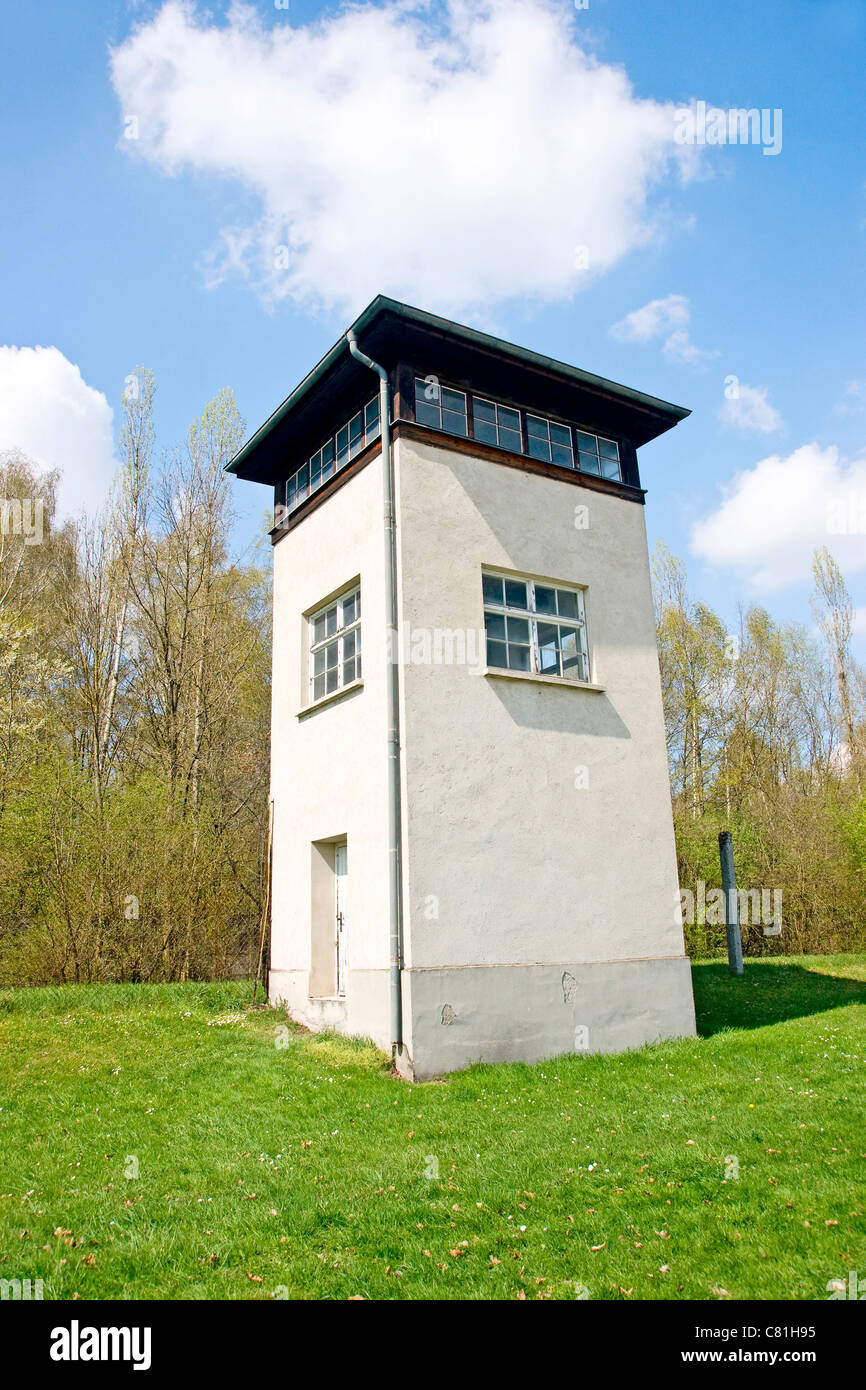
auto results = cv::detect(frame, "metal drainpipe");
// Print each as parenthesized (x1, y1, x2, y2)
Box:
(346, 330, 404, 1057)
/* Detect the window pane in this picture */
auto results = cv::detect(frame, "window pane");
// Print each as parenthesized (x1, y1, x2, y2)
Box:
(321, 439, 335, 476)
(313, 615, 326, 646)
(415, 377, 438, 405)
(325, 606, 338, 637)
(473, 398, 496, 424)
(550, 423, 572, 448)
(416, 400, 441, 429)
(526, 414, 548, 438)
(528, 435, 551, 461)
(556, 589, 579, 620)
(313, 647, 327, 675)
(473, 418, 498, 446)
(538, 646, 560, 675)
(343, 628, 356, 659)
(537, 620, 560, 648)
(325, 639, 339, 669)
(576, 432, 598, 453)
(326, 667, 339, 694)
(578, 451, 600, 475)
(298, 464, 309, 491)
(343, 658, 356, 685)
(504, 579, 527, 609)
(365, 399, 380, 433)
(442, 388, 465, 413)
(508, 644, 531, 672)
(483, 574, 505, 606)
(506, 615, 530, 644)
(442, 408, 468, 437)
(551, 442, 574, 467)
(336, 426, 349, 465)
(313, 674, 326, 701)
(343, 593, 357, 626)
(348, 414, 365, 459)
(597, 437, 619, 460)
(600, 456, 621, 481)
(535, 586, 557, 615)
(562, 651, 584, 678)
(498, 426, 522, 453)
(499, 405, 520, 429)
(484, 610, 506, 641)
(486, 638, 508, 669)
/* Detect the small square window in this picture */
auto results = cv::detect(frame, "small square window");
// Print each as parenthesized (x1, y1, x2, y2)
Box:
(472, 397, 524, 453)
(575, 430, 620, 481)
(414, 379, 467, 437)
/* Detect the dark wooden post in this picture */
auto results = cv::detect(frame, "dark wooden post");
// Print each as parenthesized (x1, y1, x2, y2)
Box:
(718, 831, 744, 975)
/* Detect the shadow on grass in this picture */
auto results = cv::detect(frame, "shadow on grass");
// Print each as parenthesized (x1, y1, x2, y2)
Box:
(692, 961, 866, 1038)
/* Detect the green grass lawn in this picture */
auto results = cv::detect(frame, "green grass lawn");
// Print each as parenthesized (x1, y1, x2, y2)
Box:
(1, 955, 863, 1301)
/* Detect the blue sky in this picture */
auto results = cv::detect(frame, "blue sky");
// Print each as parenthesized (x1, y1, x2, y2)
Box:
(1, 0, 864, 646)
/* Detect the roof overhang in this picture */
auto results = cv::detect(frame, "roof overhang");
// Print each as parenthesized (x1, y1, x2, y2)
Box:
(227, 295, 690, 486)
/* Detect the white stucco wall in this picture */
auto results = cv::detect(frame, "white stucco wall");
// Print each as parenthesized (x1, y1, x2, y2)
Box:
(393, 434, 694, 1073)
(268, 458, 393, 1050)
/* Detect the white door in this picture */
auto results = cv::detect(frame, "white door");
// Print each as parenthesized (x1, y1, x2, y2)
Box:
(334, 844, 348, 997)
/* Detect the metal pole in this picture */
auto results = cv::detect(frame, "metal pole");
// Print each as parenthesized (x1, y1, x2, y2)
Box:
(718, 830, 744, 975)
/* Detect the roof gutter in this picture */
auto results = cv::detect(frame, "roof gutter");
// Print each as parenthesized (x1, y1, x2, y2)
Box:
(346, 329, 404, 1062)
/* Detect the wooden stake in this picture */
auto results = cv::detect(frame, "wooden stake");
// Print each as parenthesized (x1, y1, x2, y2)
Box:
(253, 799, 274, 1004)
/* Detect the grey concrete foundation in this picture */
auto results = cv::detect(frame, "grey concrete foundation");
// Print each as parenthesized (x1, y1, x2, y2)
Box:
(397, 956, 696, 1081)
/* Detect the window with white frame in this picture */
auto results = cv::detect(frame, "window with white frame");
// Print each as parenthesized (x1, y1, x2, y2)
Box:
(414, 378, 468, 436)
(482, 572, 589, 682)
(472, 396, 523, 452)
(309, 585, 361, 702)
(576, 430, 620, 480)
(526, 413, 575, 467)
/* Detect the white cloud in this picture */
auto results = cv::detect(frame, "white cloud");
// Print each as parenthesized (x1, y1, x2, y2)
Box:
(0, 347, 115, 520)
(690, 443, 866, 591)
(611, 292, 717, 366)
(719, 381, 784, 434)
(835, 379, 866, 417)
(611, 293, 690, 342)
(109, 0, 701, 316)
